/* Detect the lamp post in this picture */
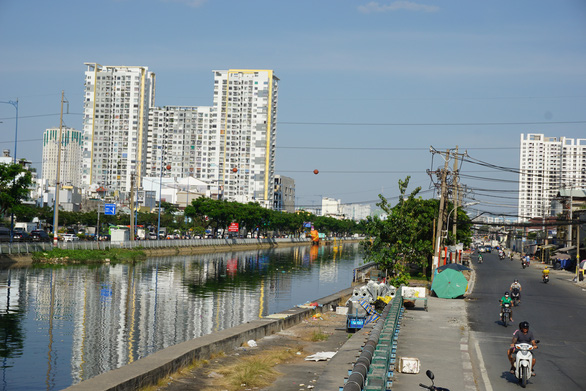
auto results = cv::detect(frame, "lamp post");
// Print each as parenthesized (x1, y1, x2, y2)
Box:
(437, 201, 479, 266)
(0, 99, 18, 243)
(446, 201, 479, 241)
(156, 150, 169, 240)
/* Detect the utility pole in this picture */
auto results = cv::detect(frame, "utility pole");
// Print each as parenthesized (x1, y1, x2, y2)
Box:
(433, 150, 451, 274)
(130, 173, 135, 241)
(52, 91, 65, 246)
(452, 146, 459, 241)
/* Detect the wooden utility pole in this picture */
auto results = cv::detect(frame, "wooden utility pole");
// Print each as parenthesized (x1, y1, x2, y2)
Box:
(452, 146, 459, 240)
(433, 150, 451, 274)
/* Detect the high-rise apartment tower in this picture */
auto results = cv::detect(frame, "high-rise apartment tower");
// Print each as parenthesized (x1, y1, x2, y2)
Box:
(518, 133, 586, 220)
(41, 127, 83, 188)
(210, 70, 279, 207)
(81, 63, 155, 193)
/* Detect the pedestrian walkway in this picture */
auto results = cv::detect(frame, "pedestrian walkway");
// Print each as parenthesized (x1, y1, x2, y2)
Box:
(391, 296, 476, 391)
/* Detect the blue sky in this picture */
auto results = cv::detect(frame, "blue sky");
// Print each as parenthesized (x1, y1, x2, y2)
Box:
(1, 0, 585, 216)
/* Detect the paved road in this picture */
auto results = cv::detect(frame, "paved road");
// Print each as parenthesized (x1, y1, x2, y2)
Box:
(467, 251, 586, 390)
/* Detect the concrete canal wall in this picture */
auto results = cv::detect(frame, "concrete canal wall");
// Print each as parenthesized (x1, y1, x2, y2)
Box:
(62, 287, 356, 391)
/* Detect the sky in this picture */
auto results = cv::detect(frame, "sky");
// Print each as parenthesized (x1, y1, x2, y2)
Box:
(1, 0, 585, 218)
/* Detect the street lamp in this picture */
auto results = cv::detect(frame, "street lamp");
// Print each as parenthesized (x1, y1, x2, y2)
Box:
(434, 201, 479, 268)
(156, 150, 169, 240)
(446, 201, 479, 240)
(0, 99, 18, 243)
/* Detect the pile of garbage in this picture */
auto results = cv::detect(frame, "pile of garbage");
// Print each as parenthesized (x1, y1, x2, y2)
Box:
(345, 280, 397, 325)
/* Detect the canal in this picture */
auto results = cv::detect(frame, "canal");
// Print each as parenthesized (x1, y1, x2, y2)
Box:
(0, 242, 364, 391)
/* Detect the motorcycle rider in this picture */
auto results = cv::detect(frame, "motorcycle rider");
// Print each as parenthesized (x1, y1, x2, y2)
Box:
(508, 321, 538, 376)
(478, 253, 483, 263)
(499, 291, 514, 322)
(510, 279, 522, 303)
(542, 266, 550, 278)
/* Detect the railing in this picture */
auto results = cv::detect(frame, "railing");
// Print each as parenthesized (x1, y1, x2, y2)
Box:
(343, 290, 404, 391)
(0, 236, 364, 255)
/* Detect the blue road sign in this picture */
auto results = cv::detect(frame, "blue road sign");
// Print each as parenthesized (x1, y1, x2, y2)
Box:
(104, 203, 116, 215)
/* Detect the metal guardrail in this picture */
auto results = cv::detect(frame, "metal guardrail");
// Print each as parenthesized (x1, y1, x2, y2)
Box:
(0, 236, 364, 255)
(343, 291, 404, 391)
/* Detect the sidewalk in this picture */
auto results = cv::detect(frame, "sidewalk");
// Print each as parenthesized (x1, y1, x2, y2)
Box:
(390, 296, 476, 391)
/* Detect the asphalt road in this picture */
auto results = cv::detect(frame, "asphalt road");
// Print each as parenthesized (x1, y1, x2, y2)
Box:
(467, 251, 586, 390)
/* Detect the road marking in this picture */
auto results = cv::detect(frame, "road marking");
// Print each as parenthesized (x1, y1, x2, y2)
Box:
(472, 336, 493, 391)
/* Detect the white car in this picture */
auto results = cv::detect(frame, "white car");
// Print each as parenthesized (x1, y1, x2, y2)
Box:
(62, 234, 79, 242)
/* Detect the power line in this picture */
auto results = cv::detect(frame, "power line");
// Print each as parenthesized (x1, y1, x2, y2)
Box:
(278, 120, 586, 126)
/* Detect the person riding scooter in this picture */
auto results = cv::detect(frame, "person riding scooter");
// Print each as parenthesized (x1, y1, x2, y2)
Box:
(508, 321, 538, 376)
(542, 266, 550, 283)
(510, 279, 522, 304)
(499, 292, 514, 323)
(478, 254, 483, 263)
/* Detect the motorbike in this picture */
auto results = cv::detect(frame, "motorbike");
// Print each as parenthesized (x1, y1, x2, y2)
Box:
(501, 303, 512, 327)
(478, 256, 483, 264)
(511, 288, 520, 306)
(543, 274, 549, 284)
(513, 342, 538, 388)
(499, 252, 505, 260)
(522, 260, 527, 269)
(419, 369, 450, 391)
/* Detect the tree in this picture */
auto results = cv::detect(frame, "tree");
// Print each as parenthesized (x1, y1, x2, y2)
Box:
(0, 163, 33, 217)
(362, 177, 432, 286)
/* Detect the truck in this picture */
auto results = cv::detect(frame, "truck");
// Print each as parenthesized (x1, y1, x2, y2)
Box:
(15, 222, 38, 233)
(137, 227, 146, 240)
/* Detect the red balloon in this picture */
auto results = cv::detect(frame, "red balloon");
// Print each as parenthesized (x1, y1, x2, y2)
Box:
(232, 167, 238, 173)
(166, 164, 171, 171)
(313, 169, 319, 175)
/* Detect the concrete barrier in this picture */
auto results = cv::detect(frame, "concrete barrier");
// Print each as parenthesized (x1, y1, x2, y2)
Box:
(63, 287, 356, 391)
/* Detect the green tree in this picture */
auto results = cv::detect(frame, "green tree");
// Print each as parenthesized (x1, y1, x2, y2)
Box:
(0, 163, 33, 217)
(362, 177, 432, 286)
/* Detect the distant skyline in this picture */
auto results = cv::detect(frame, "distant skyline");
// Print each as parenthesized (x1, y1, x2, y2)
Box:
(1, 0, 585, 217)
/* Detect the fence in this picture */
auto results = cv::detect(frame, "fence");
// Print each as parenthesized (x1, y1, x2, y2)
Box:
(0, 236, 363, 255)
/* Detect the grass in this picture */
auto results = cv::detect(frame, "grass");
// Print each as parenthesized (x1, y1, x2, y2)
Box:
(210, 347, 299, 391)
(31, 247, 147, 265)
(310, 328, 329, 342)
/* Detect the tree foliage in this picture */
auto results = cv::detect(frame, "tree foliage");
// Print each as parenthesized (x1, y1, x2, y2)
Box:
(0, 163, 33, 216)
(362, 177, 434, 286)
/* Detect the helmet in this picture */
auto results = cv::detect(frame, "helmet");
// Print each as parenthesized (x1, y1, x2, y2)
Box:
(514, 279, 518, 283)
(505, 291, 510, 297)
(519, 321, 529, 330)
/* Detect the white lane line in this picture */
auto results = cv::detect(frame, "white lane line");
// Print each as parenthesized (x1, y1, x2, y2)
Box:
(472, 337, 493, 391)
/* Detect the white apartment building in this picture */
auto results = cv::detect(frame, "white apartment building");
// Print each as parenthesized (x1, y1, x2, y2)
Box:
(518, 133, 586, 220)
(41, 127, 83, 188)
(341, 203, 372, 221)
(81, 63, 155, 193)
(146, 106, 212, 179)
(211, 70, 279, 207)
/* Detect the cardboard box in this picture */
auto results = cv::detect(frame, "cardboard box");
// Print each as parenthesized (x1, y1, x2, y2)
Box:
(399, 357, 420, 374)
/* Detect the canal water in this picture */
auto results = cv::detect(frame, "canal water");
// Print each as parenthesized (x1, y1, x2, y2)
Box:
(0, 242, 364, 391)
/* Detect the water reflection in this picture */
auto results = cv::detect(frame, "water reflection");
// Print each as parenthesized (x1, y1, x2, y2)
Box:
(0, 243, 363, 390)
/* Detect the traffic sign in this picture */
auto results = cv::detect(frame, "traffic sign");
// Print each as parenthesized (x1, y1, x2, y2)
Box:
(104, 203, 116, 215)
(228, 222, 239, 232)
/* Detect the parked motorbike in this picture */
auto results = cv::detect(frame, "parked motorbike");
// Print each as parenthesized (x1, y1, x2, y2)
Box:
(513, 342, 538, 388)
(543, 274, 549, 284)
(511, 288, 520, 306)
(501, 303, 512, 327)
(419, 370, 450, 391)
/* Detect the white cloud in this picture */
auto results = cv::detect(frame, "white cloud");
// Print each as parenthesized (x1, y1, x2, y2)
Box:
(358, 1, 439, 14)
(161, 0, 207, 8)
